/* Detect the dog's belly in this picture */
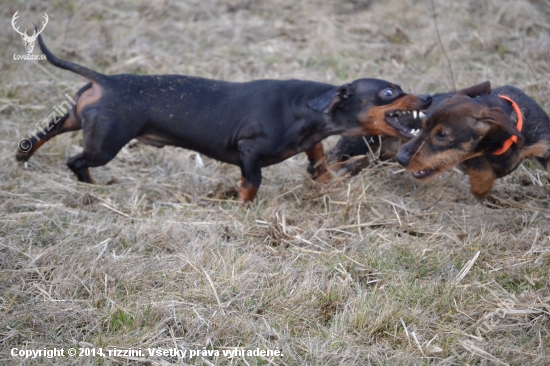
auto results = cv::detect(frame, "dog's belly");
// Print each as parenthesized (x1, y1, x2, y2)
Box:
(136, 131, 298, 168)
(136, 132, 241, 166)
(136, 134, 171, 147)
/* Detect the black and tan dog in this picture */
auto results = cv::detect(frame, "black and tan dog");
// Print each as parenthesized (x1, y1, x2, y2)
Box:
(396, 81, 550, 197)
(16, 34, 431, 202)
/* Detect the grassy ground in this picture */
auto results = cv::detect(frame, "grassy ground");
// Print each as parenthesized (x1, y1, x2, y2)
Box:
(1, 0, 550, 365)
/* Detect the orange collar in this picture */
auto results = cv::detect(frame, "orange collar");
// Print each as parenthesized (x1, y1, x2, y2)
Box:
(492, 95, 523, 156)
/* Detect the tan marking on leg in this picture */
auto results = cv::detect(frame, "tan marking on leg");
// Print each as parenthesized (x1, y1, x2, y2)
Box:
(306, 142, 327, 179)
(305, 142, 324, 162)
(76, 83, 103, 114)
(465, 166, 497, 198)
(314, 166, 336, 183)
(239, 183, 258, 202)
(17, 116, 82, 161)
(23, 139, 47, 159)
(82, 168, 95, 184)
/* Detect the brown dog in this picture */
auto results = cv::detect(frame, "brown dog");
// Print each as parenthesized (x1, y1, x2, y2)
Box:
(396, 81, 550, 197)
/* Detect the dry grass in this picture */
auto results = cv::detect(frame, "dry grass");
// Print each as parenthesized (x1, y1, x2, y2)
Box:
(1, 0, 550, 365)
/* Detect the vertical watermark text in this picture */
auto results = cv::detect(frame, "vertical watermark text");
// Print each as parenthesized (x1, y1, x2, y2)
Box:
(18, 94, 77, 152)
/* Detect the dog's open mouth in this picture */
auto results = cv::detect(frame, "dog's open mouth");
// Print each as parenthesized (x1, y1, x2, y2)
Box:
(412, 168, 435, 179)
(385, 109, 427, 138)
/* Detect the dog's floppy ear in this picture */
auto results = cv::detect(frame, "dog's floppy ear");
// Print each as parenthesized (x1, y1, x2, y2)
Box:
(457, 81, 491, 98)
(307, 84, 355, 114)
(474, 107, 525, 148)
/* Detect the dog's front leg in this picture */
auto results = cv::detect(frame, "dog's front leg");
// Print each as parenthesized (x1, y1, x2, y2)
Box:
(306, 142, 327, 180)
(238, 140, 262, 202)
(462, 157, 497, 198)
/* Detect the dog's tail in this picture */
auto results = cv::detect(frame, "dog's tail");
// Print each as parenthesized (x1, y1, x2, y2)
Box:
(38, 34, 110, 85)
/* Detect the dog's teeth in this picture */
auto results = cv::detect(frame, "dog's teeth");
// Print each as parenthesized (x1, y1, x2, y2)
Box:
(195, 153, 204, 168)
(396, 111, 401, 116)
(413, 110, 418, 119)
(419, 111, 426, 119)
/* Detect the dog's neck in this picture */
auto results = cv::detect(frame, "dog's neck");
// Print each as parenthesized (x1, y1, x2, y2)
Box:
(492, 95, 523, 156)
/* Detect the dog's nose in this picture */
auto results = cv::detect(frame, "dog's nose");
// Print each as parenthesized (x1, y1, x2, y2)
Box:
(419, 94, 432, 104)
(396, 150, 411, 167)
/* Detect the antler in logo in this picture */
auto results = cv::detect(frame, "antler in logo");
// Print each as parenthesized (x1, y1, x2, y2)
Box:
(12, 11, 49, 54)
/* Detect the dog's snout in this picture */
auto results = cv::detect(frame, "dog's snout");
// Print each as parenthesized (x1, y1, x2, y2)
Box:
(419, 94, 432, 104)
(396, 150, 411, 167)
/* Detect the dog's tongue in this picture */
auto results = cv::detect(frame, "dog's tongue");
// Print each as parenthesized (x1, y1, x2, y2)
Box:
(385, 115, 405, 131)
(385, 115, 412, 138)
(386, 115, 398, 125)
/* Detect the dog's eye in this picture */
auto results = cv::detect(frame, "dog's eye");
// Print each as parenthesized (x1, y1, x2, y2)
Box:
(382, 89, 394, 97)
(435, 131, 448, 140)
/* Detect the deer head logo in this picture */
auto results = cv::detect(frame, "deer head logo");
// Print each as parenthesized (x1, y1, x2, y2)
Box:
(11, 11, 49, 54)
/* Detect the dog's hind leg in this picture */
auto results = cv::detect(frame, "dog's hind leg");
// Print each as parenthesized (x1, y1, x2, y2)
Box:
(67, 152, 94, 183)
(66, 140, 129, 184)
(16, 109, 81, 162)
(16, 84, 91, 162)
(67, 111, 137, 184)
